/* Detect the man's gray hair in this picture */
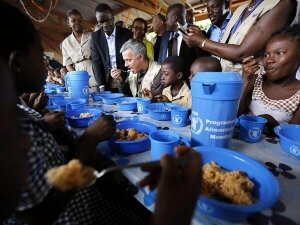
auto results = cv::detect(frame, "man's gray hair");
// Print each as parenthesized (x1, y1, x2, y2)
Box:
(120, 39, 148, 58)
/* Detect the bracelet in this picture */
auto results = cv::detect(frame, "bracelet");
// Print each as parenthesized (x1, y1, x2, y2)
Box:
(201, 39, 207, 49)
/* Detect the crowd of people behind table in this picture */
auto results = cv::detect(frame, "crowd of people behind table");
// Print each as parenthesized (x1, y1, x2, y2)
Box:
(0, 0, 300, 224)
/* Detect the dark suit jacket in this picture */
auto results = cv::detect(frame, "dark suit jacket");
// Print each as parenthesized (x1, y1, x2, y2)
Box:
(157, 29, 210, 81)
(91, 26, 132, 90)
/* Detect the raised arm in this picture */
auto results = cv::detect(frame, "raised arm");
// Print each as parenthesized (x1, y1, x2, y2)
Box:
(238, 56, 259, 116)
(289, 105, 300, 124)
(184, 0, 297, 63)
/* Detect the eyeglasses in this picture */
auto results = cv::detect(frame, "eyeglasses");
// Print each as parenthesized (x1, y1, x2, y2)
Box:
(132, 26, 145, 31)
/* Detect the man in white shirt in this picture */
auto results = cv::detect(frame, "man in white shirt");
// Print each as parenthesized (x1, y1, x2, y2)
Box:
(207, 0, 231, 42)
(113, 39, 163, 97)
(91, 3, 132, 93)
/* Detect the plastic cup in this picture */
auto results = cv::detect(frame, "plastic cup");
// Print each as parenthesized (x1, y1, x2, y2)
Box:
(136, 98, 151, 114)
(53, 100, 68, 111)
(239, 115, 267, 143)
(48, 95, 65, 106)
(149, 130, 180, 160)
(171, 106, 188, 127)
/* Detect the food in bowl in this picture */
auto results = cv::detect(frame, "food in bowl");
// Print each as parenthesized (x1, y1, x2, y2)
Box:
(72, 112, 94, 118)
(202, 162, 255, 205)
(194, 146, 279, 222)
(46, 159, 95, 191)
(115, 128, 148, 141)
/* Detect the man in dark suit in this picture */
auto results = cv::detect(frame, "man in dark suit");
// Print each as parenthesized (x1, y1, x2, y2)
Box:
(157, 3, 210, 82)
(91, 3, 132, 93)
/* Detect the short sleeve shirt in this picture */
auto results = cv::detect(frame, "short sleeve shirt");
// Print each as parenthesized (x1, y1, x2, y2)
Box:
(162, 81, 191, 108)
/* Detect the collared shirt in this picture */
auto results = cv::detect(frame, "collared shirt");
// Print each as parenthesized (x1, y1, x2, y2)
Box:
(105, 27, 117, 67)
(208, 12, 232, 42)
(127, 60, 161, 97)
(162, 81, 191, 108)
(167, 23, 187, 57)
(61, 31, 97, 87)
(105, 28, 121, 89)
(61, 31, 92, 66)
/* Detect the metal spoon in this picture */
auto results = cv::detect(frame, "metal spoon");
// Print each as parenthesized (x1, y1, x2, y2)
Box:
(93, 155, 190, 180)
(161, 101, 170, 111)
(155, 95, 170, 111)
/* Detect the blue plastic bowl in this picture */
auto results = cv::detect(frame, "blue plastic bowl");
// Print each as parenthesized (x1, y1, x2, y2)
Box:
(194, 146, 280, 222)
(91, 91, 112, 101)
(45, 82, 60, 90)
(136, 98, 151, 114)
(55, 86, 65, 93)
(46, 105, 60, 112)
(65, 108, 102, 128)
(44, 89, 55, 95)
(101, 93, 124, 105)
(145, 103, 178, 121)
(115, 97, 137, 111)
(274, 124, 300, 159)
(66, 99, 86, 111)
(108, 120, 158, 154)
(53, 100, 69, 111)
(48, 94, 65, 106)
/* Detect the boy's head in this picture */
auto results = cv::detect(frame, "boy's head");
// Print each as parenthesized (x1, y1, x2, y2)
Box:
(161, 56, 185, 88)
(190, 57, 222, 81)
(0, 1, 46, 95)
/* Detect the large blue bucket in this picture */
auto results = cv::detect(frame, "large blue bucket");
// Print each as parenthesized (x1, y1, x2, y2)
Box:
(191, 72, 243, 147)
(67, 71, 90, 101)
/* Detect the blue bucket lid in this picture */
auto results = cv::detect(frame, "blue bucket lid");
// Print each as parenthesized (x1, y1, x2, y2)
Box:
(191, 72, 243, 100)
(66, 70, 88, 75)
(66, 71, 90, 81)
(192, 72, 243, 83)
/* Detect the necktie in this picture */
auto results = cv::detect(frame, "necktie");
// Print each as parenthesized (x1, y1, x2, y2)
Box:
(168, 32, 179, 56)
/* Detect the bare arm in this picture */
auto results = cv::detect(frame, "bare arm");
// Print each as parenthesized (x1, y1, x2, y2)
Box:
(66, 64, 75, 72)
(184, 0, 296, 63)
(289, 105, 300, 124)
(238, 56, 259, 115)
